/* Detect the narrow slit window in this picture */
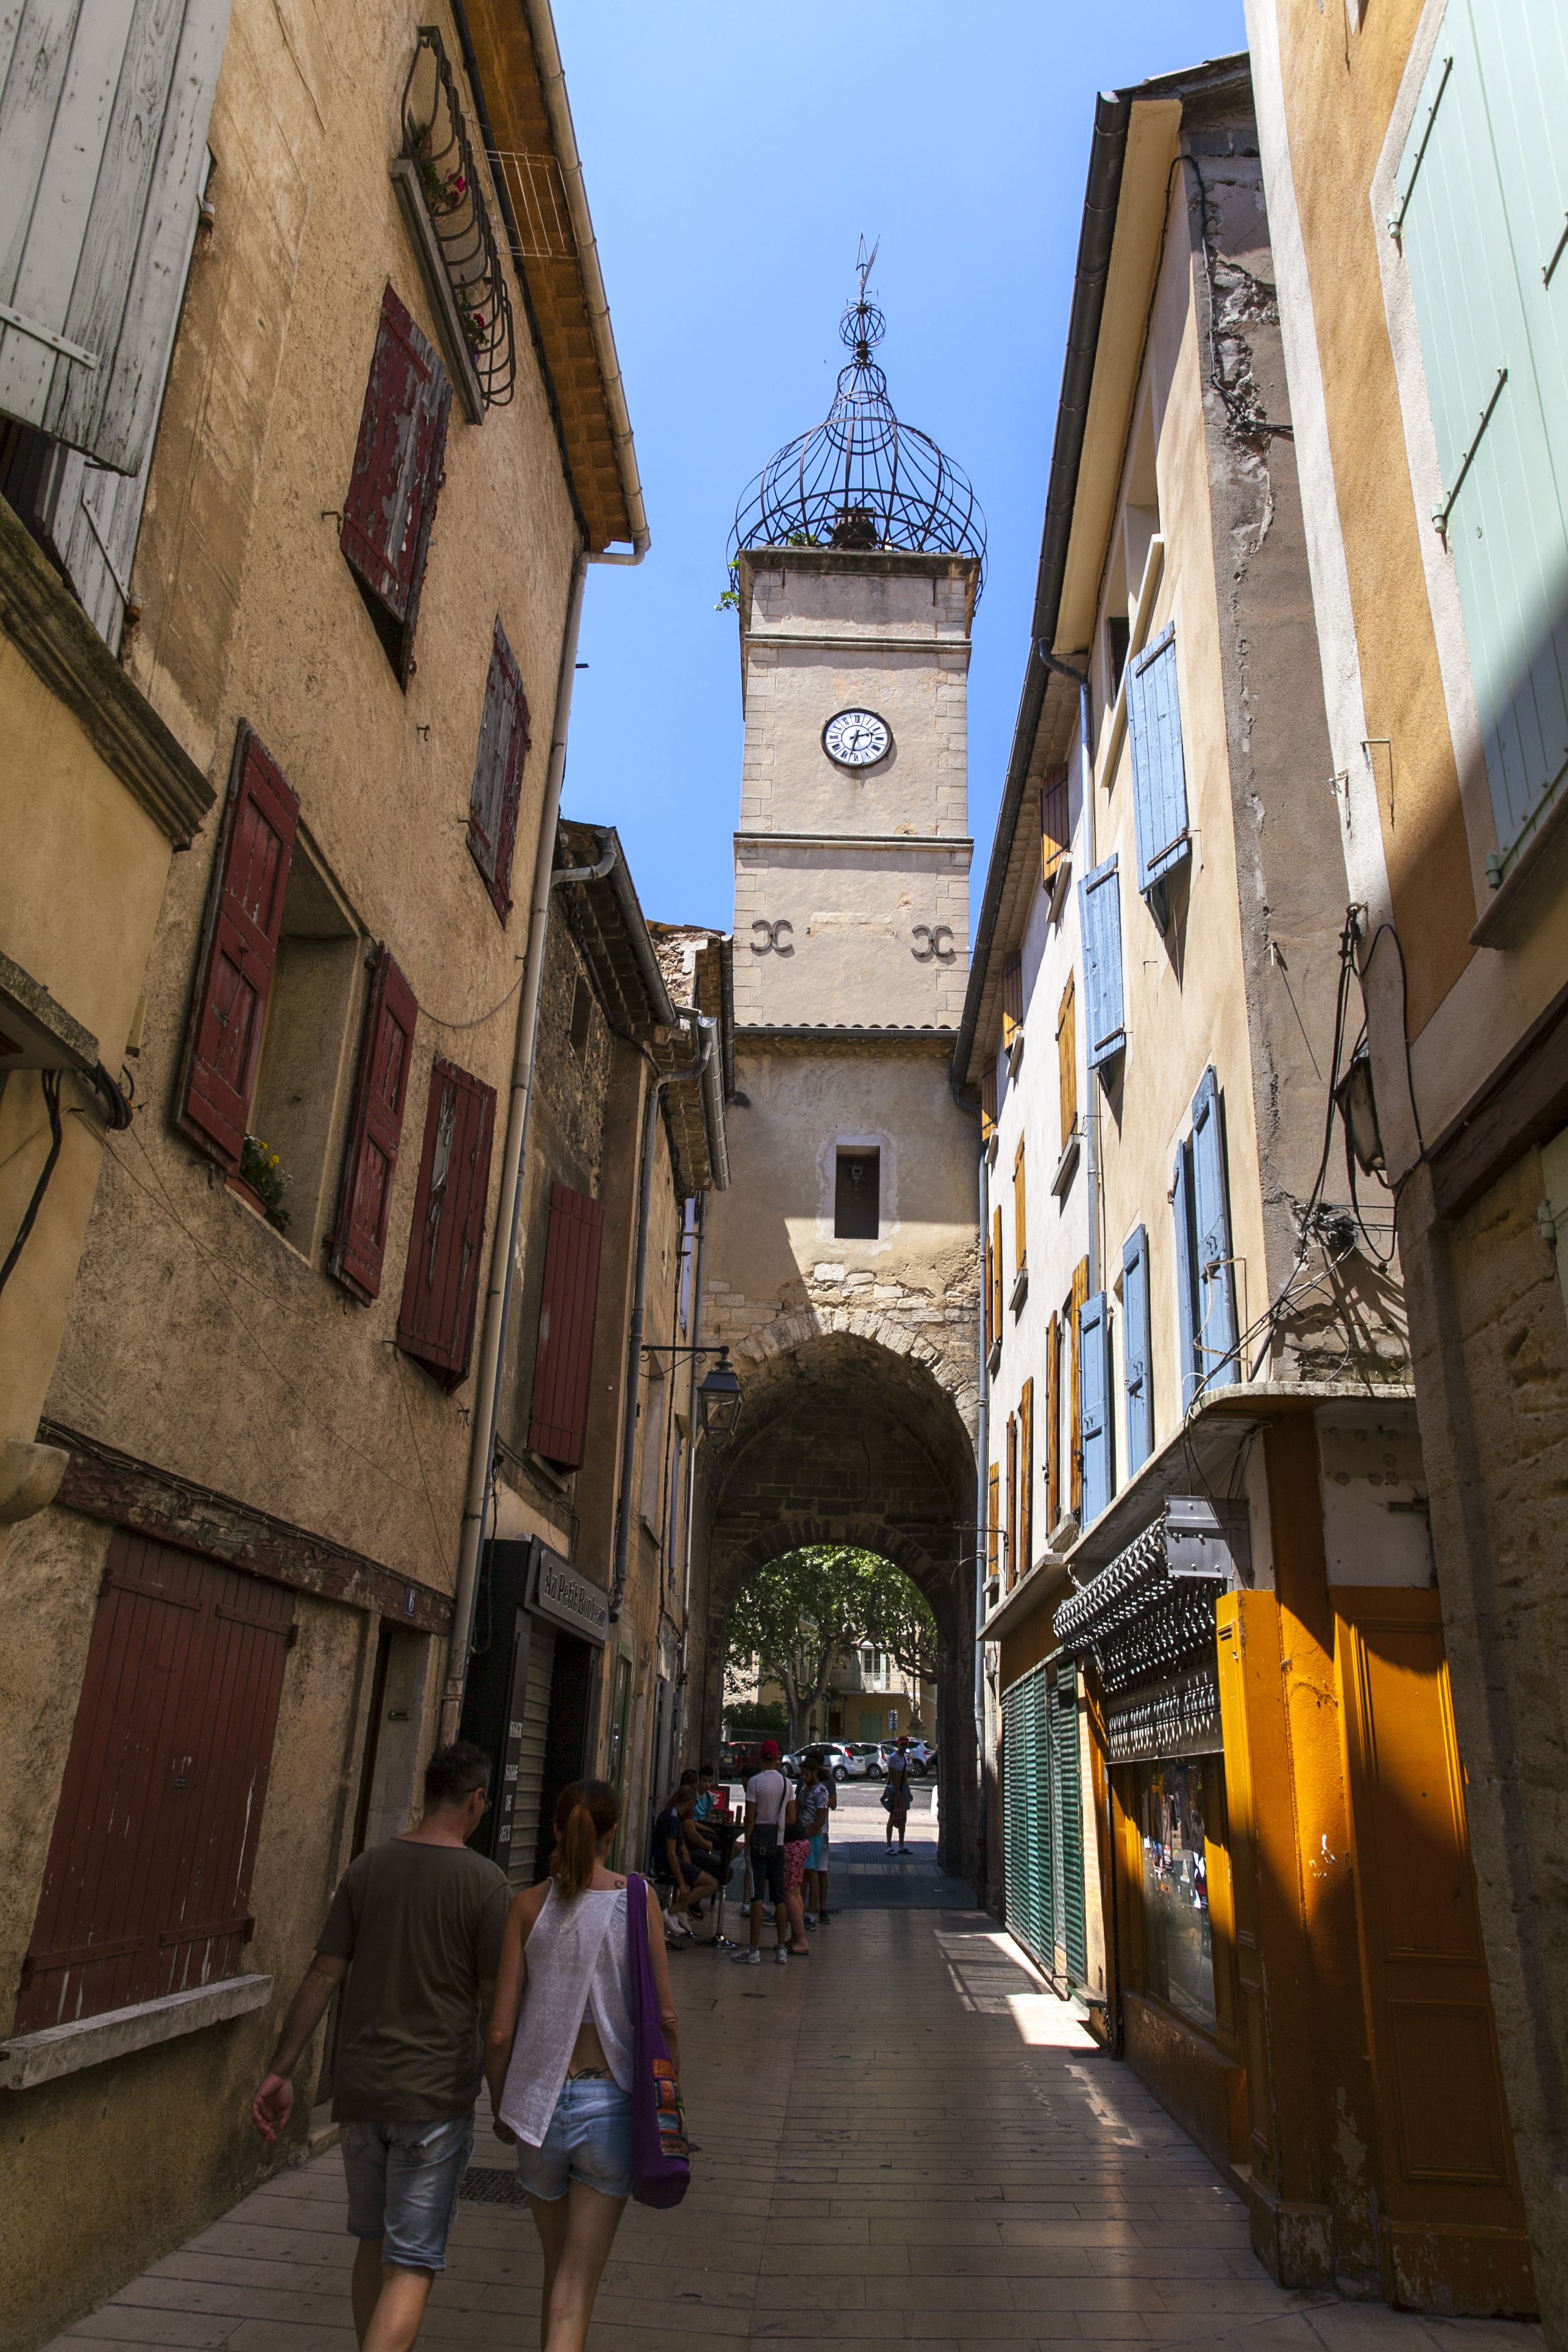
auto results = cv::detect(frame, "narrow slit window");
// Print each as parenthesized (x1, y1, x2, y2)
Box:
(835, 1149, 880, 1240)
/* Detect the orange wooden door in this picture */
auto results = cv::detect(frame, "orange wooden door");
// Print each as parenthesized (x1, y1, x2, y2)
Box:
(1333, 1587, 1534, 2309)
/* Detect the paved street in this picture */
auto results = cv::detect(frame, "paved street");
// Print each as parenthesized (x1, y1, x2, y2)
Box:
(43, 1872, 1542, 2352)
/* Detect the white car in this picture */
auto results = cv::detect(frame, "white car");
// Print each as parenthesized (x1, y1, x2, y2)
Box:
(803, 1742, 860, 1782)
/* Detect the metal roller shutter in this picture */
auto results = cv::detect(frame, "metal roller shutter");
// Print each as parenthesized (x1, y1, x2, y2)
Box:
(509, 1622, 556, 1892)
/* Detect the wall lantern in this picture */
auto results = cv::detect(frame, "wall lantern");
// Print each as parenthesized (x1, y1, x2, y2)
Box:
(697, 1349, 743, 1439)
(1333, 1044, 1385, 1176)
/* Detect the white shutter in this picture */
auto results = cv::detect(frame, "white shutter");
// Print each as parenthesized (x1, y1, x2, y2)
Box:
(0, 0, 230, 473)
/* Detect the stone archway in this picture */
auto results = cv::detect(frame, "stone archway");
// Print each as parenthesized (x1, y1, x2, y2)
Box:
(690, 1329, 978, 1883)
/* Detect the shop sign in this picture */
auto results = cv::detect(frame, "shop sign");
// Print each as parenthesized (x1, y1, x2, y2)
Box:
(528, 1542, 609, 1645)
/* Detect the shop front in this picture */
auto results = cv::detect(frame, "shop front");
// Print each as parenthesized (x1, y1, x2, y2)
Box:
(459, 1537, 608, 1887)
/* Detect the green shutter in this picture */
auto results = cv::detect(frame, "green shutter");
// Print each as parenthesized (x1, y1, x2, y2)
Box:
(1396, 1, 1568, 872)
(1054, 1663, 1089, 1985)
(1003, 1663, 1054, 1976)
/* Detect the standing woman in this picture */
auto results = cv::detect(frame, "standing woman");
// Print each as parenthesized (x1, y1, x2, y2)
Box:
(486, 1781, 679, 2352)
(883, 1734, 915, 1852)
(799, 1753, 832, 1928)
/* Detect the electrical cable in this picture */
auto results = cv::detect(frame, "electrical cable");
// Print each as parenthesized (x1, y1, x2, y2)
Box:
(0, 1071, 64, 1296)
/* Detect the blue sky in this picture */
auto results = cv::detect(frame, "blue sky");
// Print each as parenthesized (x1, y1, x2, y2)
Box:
(557, 1, 1248, 931)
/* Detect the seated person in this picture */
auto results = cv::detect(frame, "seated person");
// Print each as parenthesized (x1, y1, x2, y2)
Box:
(653, 1788, 718, 1938)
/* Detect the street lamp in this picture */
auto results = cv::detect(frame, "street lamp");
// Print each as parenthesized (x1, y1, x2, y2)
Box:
(697, 1349, 743, 1439)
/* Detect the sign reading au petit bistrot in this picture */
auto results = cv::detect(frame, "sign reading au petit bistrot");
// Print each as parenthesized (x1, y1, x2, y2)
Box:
(528, 1541, 609, 1646)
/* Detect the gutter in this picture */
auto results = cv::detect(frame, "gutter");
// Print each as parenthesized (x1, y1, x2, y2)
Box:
(522, 0, 649, 562)
(950, 91, 1131, 1093)
(692, 1014, 730, 1192)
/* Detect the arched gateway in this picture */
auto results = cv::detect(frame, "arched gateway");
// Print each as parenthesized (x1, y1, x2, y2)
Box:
(691, 262, 985, 1882)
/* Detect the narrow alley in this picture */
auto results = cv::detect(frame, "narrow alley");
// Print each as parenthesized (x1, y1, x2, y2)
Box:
(42, 1806, 1542, 2352)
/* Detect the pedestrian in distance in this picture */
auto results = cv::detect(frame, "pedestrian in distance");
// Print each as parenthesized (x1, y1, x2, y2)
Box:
(250, 1740, 508, 2352)
(797, 1752, 833, 1928)
(487, 1779, 680, 2352)
(730, 1737, 801, 1966)
(882, 1732, 916, 1852)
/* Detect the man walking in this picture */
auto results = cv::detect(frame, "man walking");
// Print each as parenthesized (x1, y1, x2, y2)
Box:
(251, 1741, 509, 2352)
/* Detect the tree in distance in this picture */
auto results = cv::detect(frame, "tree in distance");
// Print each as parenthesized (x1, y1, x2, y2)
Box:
(724, 1546, 940, 1750)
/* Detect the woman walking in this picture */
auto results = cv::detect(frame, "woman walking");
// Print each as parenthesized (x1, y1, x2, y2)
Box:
(883, 1734, 915, 1852)
(487, 1781, 679, 2352)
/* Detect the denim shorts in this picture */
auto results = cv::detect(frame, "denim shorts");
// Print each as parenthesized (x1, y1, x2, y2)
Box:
(515, 2075, 632, 2203)
(806, 1834, 827, 1871)
(341, 2113, 473, 2271)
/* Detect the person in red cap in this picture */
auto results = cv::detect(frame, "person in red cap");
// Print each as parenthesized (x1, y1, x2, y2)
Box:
(730, 1740, 803, 1966)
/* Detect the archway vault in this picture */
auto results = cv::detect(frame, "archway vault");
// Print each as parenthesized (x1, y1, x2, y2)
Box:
(690, 1329, 980, 1881)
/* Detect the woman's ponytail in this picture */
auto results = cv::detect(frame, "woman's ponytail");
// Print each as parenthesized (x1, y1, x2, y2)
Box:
(548, 1778, 620, 1898)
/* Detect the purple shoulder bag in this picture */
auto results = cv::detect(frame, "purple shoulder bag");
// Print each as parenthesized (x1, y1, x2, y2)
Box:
(624, 1873, 690, 2206)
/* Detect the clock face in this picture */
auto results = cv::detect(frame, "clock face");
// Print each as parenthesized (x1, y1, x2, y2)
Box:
(822, 708, 891, 769)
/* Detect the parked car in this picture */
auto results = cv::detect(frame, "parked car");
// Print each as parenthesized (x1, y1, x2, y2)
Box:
(798, 1742, 858, 1782)
(879, 1739, 936, 1776)
(847, 1741, 885, 1779)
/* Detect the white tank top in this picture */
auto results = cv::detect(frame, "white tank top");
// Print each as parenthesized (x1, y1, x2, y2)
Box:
(498, 1881, 634, 2147)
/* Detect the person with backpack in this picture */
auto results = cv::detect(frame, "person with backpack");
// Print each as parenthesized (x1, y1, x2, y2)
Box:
(486, 1779, 681, 2352)
(730, 1738, 803, 1966)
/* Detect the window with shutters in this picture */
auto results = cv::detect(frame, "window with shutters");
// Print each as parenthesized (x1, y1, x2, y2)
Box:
(395, 26, 515, 420)
(1068, 1257, 1089, 1517)
(1019, 1377, 1034, 1587)
(1126, 622, 1192, 924)
(525, 1183, 604, 1467)
(397, 1055, 496, 1388)
(1393, 4, 1568, 880)
(0, 0, 228, 474)
(1040, 766, 1070, 892)
(1013, 1140, 1028, 1271)
(1001, 954, 1024, 1052)
(1122, 1224, 1154, 1473)
(989, 1204, 1004, 1363)
(14, 1532, 292, 2033)
(1005, 1413, 1018, 1591)
(980, 1062, 998, 1151)
(1188, 1067, 1240, 1395)
(835, 1150, 879, 1239)
(328, 947, 418, 1304)
(639, 1363, 668, 1536)
(467, 618, 531, 923)
(341, 284, 452, 688)
(1079, 854, 1126, 1074)
(1056, 976, 1078, 1154)
(1172, 1134, 1202, 1412)
(1078, 1287, 1114, 1524)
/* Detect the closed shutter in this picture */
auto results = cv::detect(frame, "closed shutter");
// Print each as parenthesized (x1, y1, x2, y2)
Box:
(987, 1463, 1000, 1580)
(397, 1055, 496, 1388)
(1054, 1661, 1088, 1984)
(1003, 1679, 1026, 1947)
(1045, 1312, 1061, 1532)
(1190, 1067, 1238, 1393)
(983, 1221, 994, 1355)
(1394, 2, 1568, 873)
(980, 1061, 997, 1148)
(0, 0, 230, 472)
(527, 1182, 605, 1467)
(991, 1204, 1003, 1343)
(16, 1531, 292, 2032)
(1040, 766, 1070, 889)
(1005, 1413, 1017, 1591)
(1019, 1376, 1033, 1589)
(1122, 1224, 1153, 1473)
(1078, 1288, 1113, 1525)
(1068, 1257, 1089, 1518)
(177, 727, 298, 1171)
(1056, 976, 1076, 1151)
(1079, 854, 1126, 1072)
(1172, 1137, 1201, 1412)
(509, 1620, 556, 1891)
(1001, 954, 1023, 1048)
(1027, 1664, 1054, 1968)
(328, 946, 418, 1305)
(467, 617, 531, 922)
(1013, 1139, 1026, 1273)
(1126, 622, 1191, 911)
(341, 284, 451, 687)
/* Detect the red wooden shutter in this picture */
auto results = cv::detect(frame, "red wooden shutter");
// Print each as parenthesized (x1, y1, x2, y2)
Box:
(527, 1182, 605, 1467)
(467, 618, 531, 923)
(328, 946, 419, 1304)
(177, 727, 298, 1171)
(15, 1533, 293, 2033)
(340, 283, 452, 687)
(397, 1056, 496, 1388)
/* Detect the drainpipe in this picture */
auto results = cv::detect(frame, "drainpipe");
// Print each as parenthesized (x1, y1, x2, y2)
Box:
(440, 549, 609, 1742)
(1041, 654, 1101, 1297)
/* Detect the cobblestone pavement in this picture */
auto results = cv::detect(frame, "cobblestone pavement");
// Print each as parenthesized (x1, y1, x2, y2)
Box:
(42, 1899, 1543, 2352)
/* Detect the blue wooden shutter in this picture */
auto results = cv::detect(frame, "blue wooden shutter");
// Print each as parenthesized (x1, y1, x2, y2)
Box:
(1078, 1289, 1113, 1523)
(1172, 1139, 1201, 1413)
(1190, 1067, 1239, 1392)
(1122, 1223, 1153, 1473)
(1394, 1, 1568, 875)
(0, 0, 231, 472)
(1078, 854, 1125, 1073)
(1126, 622, 1192, 911)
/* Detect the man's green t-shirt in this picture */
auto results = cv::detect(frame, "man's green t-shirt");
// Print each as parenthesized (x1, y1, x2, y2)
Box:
(317, 1839, 510, 2124)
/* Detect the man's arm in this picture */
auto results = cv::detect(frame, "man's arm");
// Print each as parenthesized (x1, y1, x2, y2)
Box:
(485, 1888, 537, 2139)
(251, 1954, 348, 2141)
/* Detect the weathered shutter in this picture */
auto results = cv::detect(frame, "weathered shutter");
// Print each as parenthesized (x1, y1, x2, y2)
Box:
(1068, 1257, 1088, 1517)
(327, 945, 418, 1304)
(1001, 953, 1023, 1048)
(177, 726, 298, 1171)
(1078, 1288, 1113, 1525)
(1013, 1139, 1026, 1273)
(983, 1223, 994, 1355)
(991, 1204, 1003, 1343)
(1045, 1312, 1061, 1531)
(1056, 975, 1076, 1151)
(1394, 1, 1568, 872)
(1122, 1223, 1153, 1475)
(0, 0, 230, 472)
(340, 284, 451, 687)
(1172, 1137, 1201, 1412)
(1126, 621, 1191, 913)
(467, 616, 531, 922)
(1040, 765, 1070, 889)
(1079, 854, 1126, 1072)
(397, 1055, 496, 1388)
(527, 1181, 605, 1468)
(1054, 1661, 1087, 1983)
(980, 1062, 997, 1148)
(16, 1531, 291, 2031)
(1019, 1376, 1033, 1587)
(987, 1463, 1000, 1579)
(1190, 1066, 1238, 1393)
(1005, 1411, 1017, 1589)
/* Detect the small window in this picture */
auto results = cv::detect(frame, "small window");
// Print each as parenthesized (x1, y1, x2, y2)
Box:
(835, 1150, 880, 1239)
(249, 840, 364, 1255)
(1040, 766, 1070, 889)
(1107, 613, 1131, 699)
(1001, 955, 1023, 1050)
(569, 976, 593, 1059)
(639, 1362, 668, 1534)
(980, 1062, 997, 1146)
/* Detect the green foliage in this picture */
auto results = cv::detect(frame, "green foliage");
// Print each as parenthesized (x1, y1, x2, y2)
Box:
(861, 1563, 941, 1690)
(240, 1134, 290, 1233)
(724, 1547, 940, 1748)
(724, 1700, 788, 1738)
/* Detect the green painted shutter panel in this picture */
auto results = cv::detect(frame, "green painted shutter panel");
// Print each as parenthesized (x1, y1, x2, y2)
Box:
(1028, 1666, 1053, 1968)
(1190, 1068, 1238, 1393)
(1396, 1, 1568, 870)
(1003, 1678, 1027, 1951)
(1054, 1663, 1088, 1985)
(0, 0, 231, 471)
(1126, 623, 1192, 911)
